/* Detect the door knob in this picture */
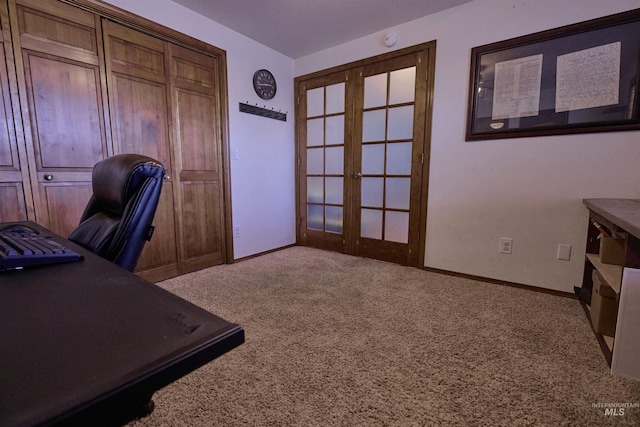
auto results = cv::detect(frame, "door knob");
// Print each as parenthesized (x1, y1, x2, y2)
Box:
(163, 174, 171, 180)
(43, 173, 53, 181)
(352, 172, 362, 179)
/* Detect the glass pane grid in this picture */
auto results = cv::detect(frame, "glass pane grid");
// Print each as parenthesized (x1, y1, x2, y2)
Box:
(307, 87, 324, 117)
(307, 200, 344, 234)
(360, 68, 416, 244)
(326, 82, 346, 114)
(389, 67, 416, 104)
(305, 82, 344, 236)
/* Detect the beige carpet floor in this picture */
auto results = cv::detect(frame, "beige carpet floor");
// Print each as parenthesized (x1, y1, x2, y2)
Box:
(128, 247, 640, 426)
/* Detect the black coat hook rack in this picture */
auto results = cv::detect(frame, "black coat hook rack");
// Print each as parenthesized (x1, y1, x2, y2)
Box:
(239, 102, 287, 121)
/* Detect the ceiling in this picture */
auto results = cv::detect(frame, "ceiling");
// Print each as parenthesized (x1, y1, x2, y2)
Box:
(170, 0, 474, 58)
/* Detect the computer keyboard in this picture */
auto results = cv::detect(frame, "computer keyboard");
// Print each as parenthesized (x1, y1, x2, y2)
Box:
(0, 225, 82, 271)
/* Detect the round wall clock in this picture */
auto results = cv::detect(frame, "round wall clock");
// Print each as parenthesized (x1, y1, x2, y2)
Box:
(253, 69, 277, 100)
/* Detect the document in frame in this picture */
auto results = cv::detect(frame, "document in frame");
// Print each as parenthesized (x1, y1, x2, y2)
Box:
(491, 54, 543, 120)
(556, 41, 621, 113)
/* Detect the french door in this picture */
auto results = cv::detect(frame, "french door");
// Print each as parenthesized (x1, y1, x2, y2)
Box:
(296, 43, 434, 266)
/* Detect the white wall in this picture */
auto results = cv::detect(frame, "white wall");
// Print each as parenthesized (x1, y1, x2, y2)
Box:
(103, 0, 297, 260)
(296, 0, 640, 292)
(103, 0, 640, 292)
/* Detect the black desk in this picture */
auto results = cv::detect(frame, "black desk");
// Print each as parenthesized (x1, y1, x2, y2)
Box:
(0, 221, 244, 427)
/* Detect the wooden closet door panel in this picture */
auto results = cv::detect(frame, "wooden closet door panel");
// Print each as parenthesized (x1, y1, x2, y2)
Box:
(176, 90, 218, 175)
(15, 0, 98, 64)
(25, 55, 105, 168)
(0, 53, 13, 167)
(176, 91, 224, 266)
(105, 20, 165, 83)
(171, 46, 215, 94)
(0, 38, 28, 221)
(43, 183, 93, 236)
(0, 0, 31, 222)
(181, 181, 222, 262)
(109, 73, 178, 276)
(0, 184, 26, 221)
(170, 43, 226, 270)
(139, 185, 178, 272)
(110, 75, 170, 163)
(11, 0, 110, 234)
(104, 20, 179, 280)
(20, 51, 106, 233)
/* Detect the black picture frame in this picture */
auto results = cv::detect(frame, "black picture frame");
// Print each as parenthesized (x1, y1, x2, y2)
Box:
(466, 8, 640, 141)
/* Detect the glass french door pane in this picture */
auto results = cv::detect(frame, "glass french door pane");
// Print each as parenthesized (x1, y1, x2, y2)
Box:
(362, 110, 386, 142)
(361, 208, 383, 239)
(307, 118, 324, 146)
(387, 106, 414, 140)
(326, 206, 343, 233)
(358, 63, 417, 246)
(307, 148, 324, 174)
(325, 177, 343, 204)
(385, 211, 409, 243)
(326, 115, 344, 145)
(385, 178, 411, 210)
(326, 83, 345, 114)
(307, 177, 324, 203)
(389, 67, 416, 104)
(307, 87, 324, 117)
(325, 146, 344, 174)
(306, 81, 345, 236)
(308, 204, 323, 230)
(362, 143, 385, 174)
(361, 177, 384, 207)
(387, 142, 412, 175)
(364, 73, 387, 108)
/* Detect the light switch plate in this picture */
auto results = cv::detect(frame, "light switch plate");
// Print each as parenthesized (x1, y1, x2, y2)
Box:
(557, 244, 571, 261)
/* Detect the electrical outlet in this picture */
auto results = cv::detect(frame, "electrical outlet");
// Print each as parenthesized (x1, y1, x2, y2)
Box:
(499, 237, 512, 254)
(234, 227, 240, 238)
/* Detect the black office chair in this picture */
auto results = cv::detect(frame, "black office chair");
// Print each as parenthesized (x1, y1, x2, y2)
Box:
(69, 154, 165, 272)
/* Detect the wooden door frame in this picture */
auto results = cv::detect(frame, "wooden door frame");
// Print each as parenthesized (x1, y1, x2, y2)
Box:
(294, 41, 436, 268)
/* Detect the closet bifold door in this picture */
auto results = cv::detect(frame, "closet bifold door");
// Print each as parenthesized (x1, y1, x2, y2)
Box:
(9, 0, 111, 236)
(167, 43, 227, 272)
(0, 0, 31, 222)
(102, 20, 180, 281)
(5, 0, 230, 280)
(103, 20, 227, 279)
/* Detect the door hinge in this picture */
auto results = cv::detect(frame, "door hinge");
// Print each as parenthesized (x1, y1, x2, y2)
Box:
(421, 153, 424, 164)
(297, 156, 301, 167)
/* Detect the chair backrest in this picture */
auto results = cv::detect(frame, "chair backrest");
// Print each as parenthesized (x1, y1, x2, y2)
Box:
(68, 154, 165, 272)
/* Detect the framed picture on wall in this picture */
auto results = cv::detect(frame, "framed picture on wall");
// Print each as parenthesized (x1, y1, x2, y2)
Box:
(466, 8, 640, 141)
